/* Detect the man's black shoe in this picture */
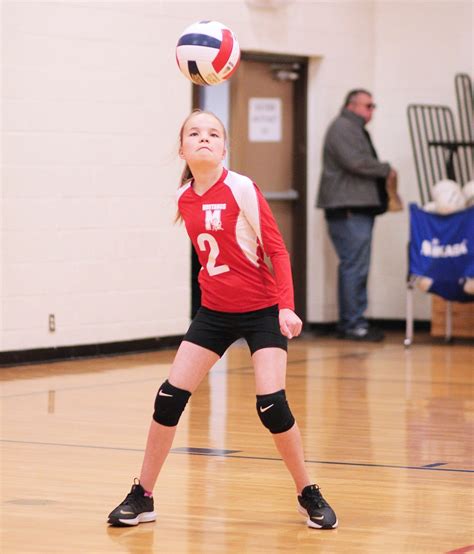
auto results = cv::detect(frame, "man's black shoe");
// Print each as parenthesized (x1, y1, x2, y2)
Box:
(339, 326, 385, 342)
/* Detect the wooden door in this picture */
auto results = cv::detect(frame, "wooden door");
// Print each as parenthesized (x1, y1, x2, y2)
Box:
(229, 54, 308, 318)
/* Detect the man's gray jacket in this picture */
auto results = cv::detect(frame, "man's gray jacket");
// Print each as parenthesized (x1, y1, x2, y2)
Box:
(316, 109, 391, 209)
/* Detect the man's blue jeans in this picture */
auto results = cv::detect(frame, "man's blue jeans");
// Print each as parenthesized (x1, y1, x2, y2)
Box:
(326, 213, 375, 332)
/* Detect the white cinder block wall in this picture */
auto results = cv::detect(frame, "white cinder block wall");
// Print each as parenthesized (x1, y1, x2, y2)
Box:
(1, 1, 472, 352)
(1, 2, 194, 351)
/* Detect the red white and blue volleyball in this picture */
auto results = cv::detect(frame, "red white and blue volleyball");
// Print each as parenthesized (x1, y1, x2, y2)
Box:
(176, 21, 240, 86)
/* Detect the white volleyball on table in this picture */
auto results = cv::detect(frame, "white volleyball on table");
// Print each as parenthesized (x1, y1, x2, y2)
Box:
(463, 278, 474, 295)
(462, 180, 474, 208)
(432, 179, 466, 214)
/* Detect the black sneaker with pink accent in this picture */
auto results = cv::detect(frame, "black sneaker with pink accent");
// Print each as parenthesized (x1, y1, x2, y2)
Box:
(297, 484, 338, 529)
(107, 479, 156, 526)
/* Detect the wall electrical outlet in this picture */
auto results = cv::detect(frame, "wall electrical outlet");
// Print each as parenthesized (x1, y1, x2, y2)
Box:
(48, 314, 56, 332)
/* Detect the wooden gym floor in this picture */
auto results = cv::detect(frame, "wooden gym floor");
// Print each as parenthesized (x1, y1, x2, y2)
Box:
(1, 332, 473, 553)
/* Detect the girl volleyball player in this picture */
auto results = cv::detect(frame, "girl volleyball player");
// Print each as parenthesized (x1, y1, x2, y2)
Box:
(107, 110, 337, 530)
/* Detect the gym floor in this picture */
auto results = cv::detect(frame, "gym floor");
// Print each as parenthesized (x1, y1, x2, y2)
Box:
(1, 332, 472, 553)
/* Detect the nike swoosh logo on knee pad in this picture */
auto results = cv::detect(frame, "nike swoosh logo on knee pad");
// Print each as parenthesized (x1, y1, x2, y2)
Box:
(159, 390, 174, 397)
(259, 404, 274, 413)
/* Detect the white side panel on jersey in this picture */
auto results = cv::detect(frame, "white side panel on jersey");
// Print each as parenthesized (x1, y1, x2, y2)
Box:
(224, 171, 261, 267)
(176, 182, 192, 203)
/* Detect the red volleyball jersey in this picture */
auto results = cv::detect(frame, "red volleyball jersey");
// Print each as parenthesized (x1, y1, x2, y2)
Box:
(177, 168, 295, 312)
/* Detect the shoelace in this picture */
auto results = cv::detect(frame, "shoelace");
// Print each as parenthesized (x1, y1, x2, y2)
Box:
(123, 485, 149, 509)
(305, 486, 328, 509)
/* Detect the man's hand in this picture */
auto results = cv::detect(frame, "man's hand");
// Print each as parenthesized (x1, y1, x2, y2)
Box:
(279, 308, 303, 339)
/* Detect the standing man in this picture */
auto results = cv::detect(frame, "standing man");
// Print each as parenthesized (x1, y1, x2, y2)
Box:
(316, 89, 397, 341)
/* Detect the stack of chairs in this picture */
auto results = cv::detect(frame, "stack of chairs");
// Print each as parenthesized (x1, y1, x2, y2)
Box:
(405, 73, 474, 346)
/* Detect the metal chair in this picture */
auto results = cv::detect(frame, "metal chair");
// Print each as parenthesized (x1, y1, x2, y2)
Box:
(455, 73, 473, 143)
(455, 73, 474, 183)
(407, 104, 472, 197)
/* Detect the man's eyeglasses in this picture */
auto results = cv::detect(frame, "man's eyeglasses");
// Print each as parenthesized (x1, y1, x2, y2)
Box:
(351, 101, 377, 110)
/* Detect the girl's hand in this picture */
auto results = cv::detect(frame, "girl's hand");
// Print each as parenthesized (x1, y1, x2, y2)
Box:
(279, 308, 302, 339)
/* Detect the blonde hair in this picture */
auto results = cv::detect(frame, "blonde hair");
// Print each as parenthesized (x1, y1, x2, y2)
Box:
(175, 109, 227, 222)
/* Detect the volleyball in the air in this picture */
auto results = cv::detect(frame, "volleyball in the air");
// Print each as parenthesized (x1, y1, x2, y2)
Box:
(176, 20, 240, 86)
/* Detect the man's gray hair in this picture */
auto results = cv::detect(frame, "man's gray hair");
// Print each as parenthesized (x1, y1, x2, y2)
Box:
(344, 89, 372, 108)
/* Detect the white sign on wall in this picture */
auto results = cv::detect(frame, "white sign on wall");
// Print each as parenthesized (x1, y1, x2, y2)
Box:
(248, 97, 282, 142)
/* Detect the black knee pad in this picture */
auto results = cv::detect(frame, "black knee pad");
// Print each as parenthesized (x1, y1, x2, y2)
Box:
(153, 380, 191, 426)
(256, 389, 295, 434)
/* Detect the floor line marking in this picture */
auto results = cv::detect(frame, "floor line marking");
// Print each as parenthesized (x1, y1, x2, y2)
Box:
(1, 439, 472, 473)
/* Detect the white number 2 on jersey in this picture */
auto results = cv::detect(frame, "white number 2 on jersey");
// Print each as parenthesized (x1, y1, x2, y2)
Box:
(197, 233, 230, 276)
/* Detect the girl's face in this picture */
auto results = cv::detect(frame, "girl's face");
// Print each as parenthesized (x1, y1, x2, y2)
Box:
(179, 112, 226, 168)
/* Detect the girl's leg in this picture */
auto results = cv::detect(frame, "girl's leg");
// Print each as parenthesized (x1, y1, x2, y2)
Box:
(252, 347, 311, 494)
(139, 341, 219, 492)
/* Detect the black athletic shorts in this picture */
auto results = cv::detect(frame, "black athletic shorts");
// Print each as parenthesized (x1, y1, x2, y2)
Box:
(183, 304, 288, 357)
